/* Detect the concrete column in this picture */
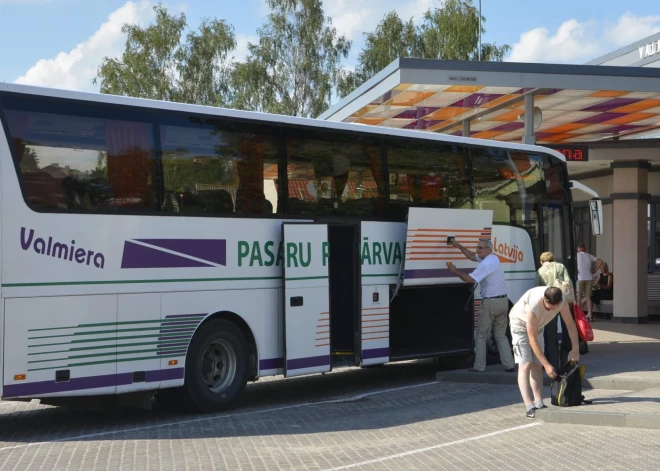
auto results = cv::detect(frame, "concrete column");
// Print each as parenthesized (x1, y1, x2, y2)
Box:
(462, 120, 470, 137)
(523, 94, 535, 145)
(611, 160, 650, 324)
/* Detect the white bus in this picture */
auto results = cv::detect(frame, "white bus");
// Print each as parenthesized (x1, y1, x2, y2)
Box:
(0, 83, 600, 412)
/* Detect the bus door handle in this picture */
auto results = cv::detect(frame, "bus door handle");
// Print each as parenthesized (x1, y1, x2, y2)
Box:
(290, 296, 303, 307)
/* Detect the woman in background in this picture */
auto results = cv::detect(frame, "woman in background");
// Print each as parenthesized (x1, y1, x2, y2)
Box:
(591, 262, 613, 308)
(535, 251, 577, 365)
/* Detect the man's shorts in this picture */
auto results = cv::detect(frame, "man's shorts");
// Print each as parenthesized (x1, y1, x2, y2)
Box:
(578, 280, 593, 298)
(511, 323, 544, 365)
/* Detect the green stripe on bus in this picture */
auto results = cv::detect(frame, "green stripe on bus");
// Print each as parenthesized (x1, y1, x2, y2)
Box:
(284, 276, 329, 281)
(28, 333, 192, 348)
(28, 319, 199, 332)
(27, 353, 183, 371)
(28, 347, 187, 364)
(28, 340, 189, 356)
(28, 326, 196, 339)
(3, 276, 282, 288)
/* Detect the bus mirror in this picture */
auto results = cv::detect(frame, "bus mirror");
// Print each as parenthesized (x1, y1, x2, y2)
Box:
(589, 198, 603, 236)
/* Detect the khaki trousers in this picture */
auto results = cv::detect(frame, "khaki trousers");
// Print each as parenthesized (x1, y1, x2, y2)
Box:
(474, 297, 515, 371)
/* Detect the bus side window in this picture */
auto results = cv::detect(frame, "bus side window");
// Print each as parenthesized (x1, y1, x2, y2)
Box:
(282, 128, 386, 218)
(384, 138, 471, 221)
(3, 108, 157, 213)
(159, 120, 282, 216)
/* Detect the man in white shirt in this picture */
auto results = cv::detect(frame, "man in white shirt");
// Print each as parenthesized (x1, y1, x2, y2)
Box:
(509, 286, 580, 418)
(447, 238, 515, 373)
(577, 244, 603, 321)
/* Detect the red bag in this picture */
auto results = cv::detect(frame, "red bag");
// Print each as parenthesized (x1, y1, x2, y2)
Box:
(573, 305, 594, 342)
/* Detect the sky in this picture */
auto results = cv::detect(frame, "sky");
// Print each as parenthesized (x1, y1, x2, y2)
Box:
(1, 0, 660, 96)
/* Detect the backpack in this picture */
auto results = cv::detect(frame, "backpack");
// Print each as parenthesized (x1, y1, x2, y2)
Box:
(550, 362, 592, 407)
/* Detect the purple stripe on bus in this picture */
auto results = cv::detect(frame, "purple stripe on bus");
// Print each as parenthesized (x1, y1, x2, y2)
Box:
(3, 368, 184, 398)
(287, 355, 331, 371)
(157, 335, 191, 341)
(157, 342, 190, 349)
(165, 313, 206, 319)
(159, 327, 196, 334)
(362, 347, 390, 360)
(161, 320, 201, 326)
(404, 268, 472, 279)
(157, 349, 187, 356)
(259, 357, 284, 370)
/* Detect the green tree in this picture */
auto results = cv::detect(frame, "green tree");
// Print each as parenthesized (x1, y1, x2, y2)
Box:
(90, 151, 107, 179)
(94, 3, 236, 106)
(231, 0, 351, 117)
(337, 12, 420, 98)
(338, 0, 510, 98)
(20, 147, 40, 172)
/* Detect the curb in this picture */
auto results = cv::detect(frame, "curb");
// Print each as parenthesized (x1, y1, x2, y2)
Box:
(435, 371, 660, 391)
(535, 408, 660, 430)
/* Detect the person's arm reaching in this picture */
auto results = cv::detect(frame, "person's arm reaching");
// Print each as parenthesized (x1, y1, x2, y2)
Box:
(559, 303, 580, 363)
(451, 240, 478, 262)
(525, 306, 557, 378)
(446, 262, 476, 283)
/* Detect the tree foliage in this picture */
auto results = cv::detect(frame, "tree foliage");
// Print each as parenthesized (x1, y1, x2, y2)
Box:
(230, 0, 351, 117)
(94, 3, 235, 107)
(20, 147, 40, 173)
(338, 0, 510, 97)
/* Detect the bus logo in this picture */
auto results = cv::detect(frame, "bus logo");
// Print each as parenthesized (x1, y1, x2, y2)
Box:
(121, 239, 227, 268)
(492, 237, 524, 264)
(20, 227, 106, 268)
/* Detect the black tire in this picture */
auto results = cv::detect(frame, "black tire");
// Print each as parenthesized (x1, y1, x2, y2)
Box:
(170, 319, 249, 413)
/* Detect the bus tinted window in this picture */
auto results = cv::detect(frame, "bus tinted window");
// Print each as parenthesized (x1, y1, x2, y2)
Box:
(543, 154, 568, 200)
(384, 138, 471, 221)
(470, 147, 546, 225)
(4, 108, 157, 212)
(159, 118, 282, 216)
(283, 128, 386, 218)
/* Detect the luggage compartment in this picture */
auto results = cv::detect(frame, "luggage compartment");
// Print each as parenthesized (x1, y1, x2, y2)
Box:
(389, 284, 474, 360)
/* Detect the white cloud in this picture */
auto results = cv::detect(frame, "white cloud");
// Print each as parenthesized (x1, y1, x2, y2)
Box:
(604, 13, 660, 47)
(507, 12, 660, 64)
(14, 0, 155, 92)
(231, 33, 258, 63)
(326, 0, 436, 42)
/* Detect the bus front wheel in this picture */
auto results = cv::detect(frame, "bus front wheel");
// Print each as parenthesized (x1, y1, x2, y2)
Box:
(180, 319, 249, 413)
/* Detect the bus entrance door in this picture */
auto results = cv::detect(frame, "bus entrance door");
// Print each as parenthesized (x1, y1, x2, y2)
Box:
(281, 223, 332, 378)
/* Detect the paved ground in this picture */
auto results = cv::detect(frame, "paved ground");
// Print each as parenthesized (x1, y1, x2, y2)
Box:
(1, 353, 660, 471)
(1, 322, 660, 470)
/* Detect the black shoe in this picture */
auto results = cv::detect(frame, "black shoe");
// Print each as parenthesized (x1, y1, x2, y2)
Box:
(537, 404, 548, 409)
(505, 368, 516, 373)
(526, 408, 536, 419)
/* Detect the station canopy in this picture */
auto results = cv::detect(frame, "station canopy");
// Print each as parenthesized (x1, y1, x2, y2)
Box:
(319, 59, 660, 144)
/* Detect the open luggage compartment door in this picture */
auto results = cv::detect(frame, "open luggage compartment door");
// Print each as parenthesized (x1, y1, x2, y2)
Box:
(403, 208, 494, 286)
(282, 223, 331, 377)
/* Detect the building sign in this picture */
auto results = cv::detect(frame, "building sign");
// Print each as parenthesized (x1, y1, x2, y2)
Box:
(547, 145, 589, 162)
(639, 40, 660, 59)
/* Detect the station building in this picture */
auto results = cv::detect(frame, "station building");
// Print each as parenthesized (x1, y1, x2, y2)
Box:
(320, 32, 660, 323)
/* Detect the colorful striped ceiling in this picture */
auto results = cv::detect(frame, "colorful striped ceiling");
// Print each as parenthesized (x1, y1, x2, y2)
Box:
(320, 60, 660, 144)
(343, 84, 660, 144)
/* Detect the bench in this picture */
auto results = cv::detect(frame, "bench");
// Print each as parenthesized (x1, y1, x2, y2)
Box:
(591, 273, 660, 319)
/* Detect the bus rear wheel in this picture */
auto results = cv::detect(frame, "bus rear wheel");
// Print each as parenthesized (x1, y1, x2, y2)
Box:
(177, 319, 249, 413)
